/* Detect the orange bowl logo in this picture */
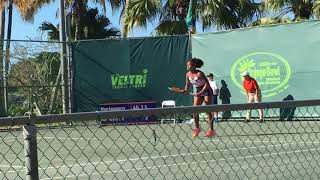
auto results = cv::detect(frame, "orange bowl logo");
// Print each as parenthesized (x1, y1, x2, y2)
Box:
(231, 52, 291, 98)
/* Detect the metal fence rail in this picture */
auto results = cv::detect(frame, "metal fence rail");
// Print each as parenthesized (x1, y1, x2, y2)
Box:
(1, 99, 320, 179)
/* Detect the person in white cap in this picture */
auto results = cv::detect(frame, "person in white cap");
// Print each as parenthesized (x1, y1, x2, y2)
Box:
(242, 71, 263, 122)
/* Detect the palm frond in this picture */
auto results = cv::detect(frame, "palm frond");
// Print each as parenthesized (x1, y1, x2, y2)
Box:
(313, 0, 320, 18)
(123, 0, 161, 32)
(38, 22, 59, 40)
(198, 0, 259, 30)
(108, 0, 125, 12)
(264, 0, 314, 19)
(15, 0, 52, 22)
(95, 0, 107, 14)
(153, 20, 187, 35)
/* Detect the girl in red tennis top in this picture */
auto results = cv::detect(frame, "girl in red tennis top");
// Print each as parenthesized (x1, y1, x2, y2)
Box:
(177, 58, 214, 138)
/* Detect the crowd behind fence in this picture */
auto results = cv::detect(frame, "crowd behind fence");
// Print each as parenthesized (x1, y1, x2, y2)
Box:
(0, 100, 320, 179)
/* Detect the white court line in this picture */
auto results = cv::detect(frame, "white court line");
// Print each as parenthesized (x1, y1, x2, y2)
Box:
(1, 137, 99, 142)
(1, 136, 211, 143)
(38, 136, 98, 141)
(38, 136, 147, 142)
(0, 165, 24, 168)
(37, 136, 291, 144)
(1, 135, 315, 144)
(40, 146, 320, 180)
(2, 140, 320, 174)
(3, 139, 16, 143)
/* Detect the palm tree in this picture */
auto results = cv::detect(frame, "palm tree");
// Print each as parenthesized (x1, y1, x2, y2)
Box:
(122, 0, 263, 37)
(250, 17, 292, 26)
(39, 7, 120, 40)
(122, 0, 193, 36)
(264, 0, 320, 20)
(122, 0, 160, 37)
(65, 0, 114, 40)
(154, 21, 188, 35)
(39, 22, 60, 40)
(4, 0, 13, 114)
(82, 8, 120, 38)
(39, 7, 119, 113)
(15, 0, 52, 21)
(0, 0, 5, 116)
(0, 0, 53, 116)
(66, 0, 87, 40)
(153, 0, 189, 35)
(198, 0, 262, 30)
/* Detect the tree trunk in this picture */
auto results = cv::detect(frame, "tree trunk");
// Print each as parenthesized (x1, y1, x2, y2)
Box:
(121, 0, 130, 38)
(33, 101, 42, 115)
(4, 0, 13, 114)
(0, 2, 6, 117)
(59, 0, 68, 113)
(121, 24, 128, 38)
(48, 66, 61, 113)
(75, 2, 81, 40)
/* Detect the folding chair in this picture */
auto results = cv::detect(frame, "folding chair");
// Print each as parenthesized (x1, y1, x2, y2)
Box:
(161, 100, 176, 124)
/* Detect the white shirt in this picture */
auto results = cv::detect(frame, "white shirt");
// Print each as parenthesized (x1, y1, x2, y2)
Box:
(209, 80, 219, 95)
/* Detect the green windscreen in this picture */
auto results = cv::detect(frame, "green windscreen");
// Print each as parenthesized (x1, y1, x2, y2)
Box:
(72, 36, 190, 112)
(192, 21, 320, 104)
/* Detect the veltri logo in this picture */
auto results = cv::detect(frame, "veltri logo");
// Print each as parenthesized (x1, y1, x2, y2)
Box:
(111, 69, 148, 89)
(231, 52, 291, 97)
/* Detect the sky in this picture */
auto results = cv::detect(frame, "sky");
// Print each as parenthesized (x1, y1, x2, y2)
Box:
(8, 1, 212, 40)
(11, 1, 58, 40)
(10, 1, 149, 40)
(6, 0, 298, 41)
(9, 0, 297, 41)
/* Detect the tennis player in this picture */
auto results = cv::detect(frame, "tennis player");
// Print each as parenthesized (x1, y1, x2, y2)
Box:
(173, 58, 214, 138)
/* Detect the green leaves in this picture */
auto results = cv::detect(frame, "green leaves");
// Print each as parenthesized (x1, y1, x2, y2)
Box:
(154, 20, 187, 35)
(39, 22, 59, 40)
(198, 0, 261, 30)
(264, 0, 316, 20)
(123, 0, 161, 30)
(39, 8, 120, 40)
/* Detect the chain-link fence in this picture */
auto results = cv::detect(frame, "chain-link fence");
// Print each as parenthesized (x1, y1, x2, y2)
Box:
(1, 39, 70, 116)
(1, 100, 320, 179)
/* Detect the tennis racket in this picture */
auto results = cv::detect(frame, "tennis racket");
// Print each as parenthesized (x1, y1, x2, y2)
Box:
(168, 86, 182, 93)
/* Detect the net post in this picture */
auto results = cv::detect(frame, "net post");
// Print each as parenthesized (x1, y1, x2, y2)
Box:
(23, 113, 39, 180)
